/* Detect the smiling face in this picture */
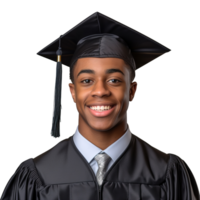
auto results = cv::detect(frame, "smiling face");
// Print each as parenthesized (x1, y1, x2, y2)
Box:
(69, 57, 137, 132)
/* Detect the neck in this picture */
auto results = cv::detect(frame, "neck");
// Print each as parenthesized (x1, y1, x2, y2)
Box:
(78, 121, 128, 150)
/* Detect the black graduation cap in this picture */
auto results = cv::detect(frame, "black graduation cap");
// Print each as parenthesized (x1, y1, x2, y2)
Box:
(37, 11, 170, 138)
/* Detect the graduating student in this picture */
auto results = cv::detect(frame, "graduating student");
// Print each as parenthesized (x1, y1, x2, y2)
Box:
(1, 12, 199, 200)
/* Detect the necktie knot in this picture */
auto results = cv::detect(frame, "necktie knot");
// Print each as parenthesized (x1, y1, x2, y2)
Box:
(94, 152, 111, 186)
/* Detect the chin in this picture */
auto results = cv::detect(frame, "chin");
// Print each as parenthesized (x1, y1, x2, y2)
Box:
(90, 122, 114, 132)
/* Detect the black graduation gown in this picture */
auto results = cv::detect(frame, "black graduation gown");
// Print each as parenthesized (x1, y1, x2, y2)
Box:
(1, 133, 200, 200)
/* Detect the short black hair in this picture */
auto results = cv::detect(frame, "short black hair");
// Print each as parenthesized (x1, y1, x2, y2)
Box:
(69, 59, 135, 84)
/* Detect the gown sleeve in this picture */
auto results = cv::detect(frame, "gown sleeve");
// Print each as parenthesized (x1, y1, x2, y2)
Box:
(162, 154, 200, 200)
(0, 158, 43, 200)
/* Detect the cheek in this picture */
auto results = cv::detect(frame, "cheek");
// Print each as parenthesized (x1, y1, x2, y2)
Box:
(119, 86, 130, 112)
(124, 87, 130, 99)
(75, 87, 90, 111)
(121, 92, 130, 109)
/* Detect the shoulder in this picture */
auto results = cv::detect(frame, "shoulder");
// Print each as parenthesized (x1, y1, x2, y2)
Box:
(133, 134, 190, 172)
(17, 158, 44, 187)
(165, 153, 197, 180)
(161, 153, 200, 199)
(1, 158, 43, 200)
(32, 136, 73, 184)
(33, 136, 72, 167)
(134, 134, 169, 159)
(138, 139, 197, 181)
(130, 134, 179, 183)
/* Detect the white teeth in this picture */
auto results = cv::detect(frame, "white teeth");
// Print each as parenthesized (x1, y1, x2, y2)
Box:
(89, 105, 112, 112)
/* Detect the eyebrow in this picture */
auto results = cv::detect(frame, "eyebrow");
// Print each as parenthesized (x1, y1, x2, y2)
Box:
(77, 68, 124, 77)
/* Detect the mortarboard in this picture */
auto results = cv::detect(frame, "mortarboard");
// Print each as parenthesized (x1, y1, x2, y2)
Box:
(37, 12, 170, 138)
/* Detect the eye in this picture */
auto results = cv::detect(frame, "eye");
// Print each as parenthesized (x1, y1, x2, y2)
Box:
(81, 79, 90, 83)
(81, 79, 121, 84)
(110, 79, 121, 82)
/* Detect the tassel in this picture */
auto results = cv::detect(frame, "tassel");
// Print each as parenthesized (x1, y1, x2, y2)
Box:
(51, 35, 63, 138)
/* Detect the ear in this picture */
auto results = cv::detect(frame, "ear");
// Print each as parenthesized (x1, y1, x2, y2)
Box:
(129, 82, 137, 101)
(69, 83, 76, 103)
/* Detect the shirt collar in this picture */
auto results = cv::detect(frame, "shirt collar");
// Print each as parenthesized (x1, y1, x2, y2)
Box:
(73, 125, 132, 163)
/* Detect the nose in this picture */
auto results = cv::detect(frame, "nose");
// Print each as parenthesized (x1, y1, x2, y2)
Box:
(91, 80, 110, 97)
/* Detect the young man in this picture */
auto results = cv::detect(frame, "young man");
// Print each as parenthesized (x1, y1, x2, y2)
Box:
(68, 57, 137, 150)
(1, 12, 199, 200)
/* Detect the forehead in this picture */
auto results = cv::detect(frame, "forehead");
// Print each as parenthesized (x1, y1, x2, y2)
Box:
(73, 57, 130, 73)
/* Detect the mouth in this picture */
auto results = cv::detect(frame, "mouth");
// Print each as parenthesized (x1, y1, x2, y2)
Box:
(86, 104, 116, 117)
(87, 104, 116, 108)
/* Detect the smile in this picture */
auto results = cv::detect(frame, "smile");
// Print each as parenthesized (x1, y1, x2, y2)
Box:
(87, 105, 116, 117)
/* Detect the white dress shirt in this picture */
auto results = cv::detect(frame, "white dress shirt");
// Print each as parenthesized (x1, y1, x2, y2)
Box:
(73, 125, 132, 175)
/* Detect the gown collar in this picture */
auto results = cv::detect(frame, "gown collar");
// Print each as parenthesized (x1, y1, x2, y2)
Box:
(73, 124, 132, 164)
